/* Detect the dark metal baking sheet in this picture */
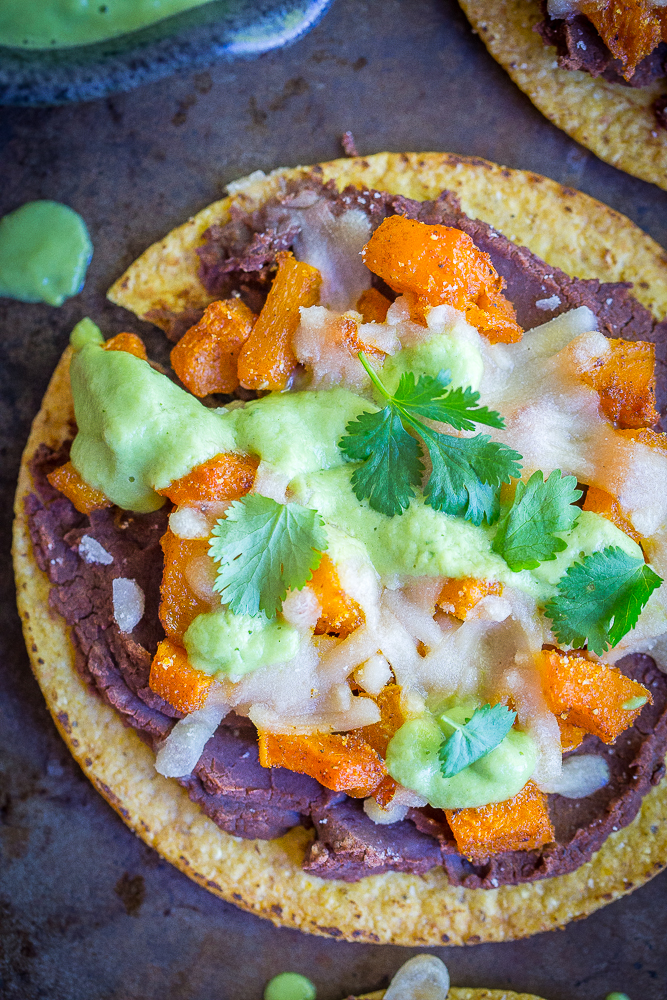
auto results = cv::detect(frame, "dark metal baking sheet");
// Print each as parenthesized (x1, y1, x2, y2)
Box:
(1, 1, 666, 998)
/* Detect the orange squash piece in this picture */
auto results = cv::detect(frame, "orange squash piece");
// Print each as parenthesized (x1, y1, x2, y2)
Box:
(362, 216, 522, 344)
(310, 553, 365, 637)
(149, 638, 213, 714)
(170, 298, 255, 397)
(437, 577, 502, 620)
(47, 461, 113, 516)
(582, 484, 642, 546)
(581, 1, 667, 80)
(446, 781, 554, 861)
(374, 775, 400, 808)
(361, 684, 406, 757)
(576, 338, 658, 429)
(159, 529, 215, 643)
(539, 649, 651, 744)
(257, 730, 386, 796)
(557, 718, 586, 754)
(356, 287, 392, 324)
(238, 251, 321, 390)
(103, 332, 148, 361)
(618, 427, 667, 455)
(158, 452, 258, 505)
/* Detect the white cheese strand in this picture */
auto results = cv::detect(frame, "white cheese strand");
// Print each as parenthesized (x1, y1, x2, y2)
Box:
(539, 754, 610, 799)
(384, 955, 450, 1000)
(155, 697, 228, 778)
(112, 578, 144, 634)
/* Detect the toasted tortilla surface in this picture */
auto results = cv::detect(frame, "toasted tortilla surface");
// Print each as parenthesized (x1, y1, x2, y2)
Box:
(357, 991, 547, 1000)
(458, 1, 667, 192)
(14, 153, 667, 945)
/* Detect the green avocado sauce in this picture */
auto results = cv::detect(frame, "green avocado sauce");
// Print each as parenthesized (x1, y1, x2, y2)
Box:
(0, 201, 92, 306)
(66, 320, 648, 807)
(386, 701, 537, 810)
(264, 973, 316, 1000)
(0, 1, 216, 50)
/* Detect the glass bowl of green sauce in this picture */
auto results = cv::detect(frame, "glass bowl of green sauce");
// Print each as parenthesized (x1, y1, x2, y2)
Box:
(0, 0, 335, 106)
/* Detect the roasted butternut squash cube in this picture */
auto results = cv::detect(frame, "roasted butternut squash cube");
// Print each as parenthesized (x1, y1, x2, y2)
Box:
(581, 1, 666, 80)
(149, 638, 213, 714)
(103, 332, 148, 361)
(170, 298, 255, 397)
(373, 775, 400, 808)
(540, 649, 651, 744)
(557, 717, 586, 754)
(159, 529, 215, 643)
(238, 251, 321, 390)
(158, 452, 257, 505)
(362, 216, 522, 344)
(582, 485, 642, 546)
(47, 460, 112, 516)
(310, 553, 365, 637)
(446, 781, 554, 861)
(356, 287, 392, 324)
(437, 577, 502, 620)
(361, 683, 406, 757)
(257, 730, 386, 796)
(576, 338, 658, 429)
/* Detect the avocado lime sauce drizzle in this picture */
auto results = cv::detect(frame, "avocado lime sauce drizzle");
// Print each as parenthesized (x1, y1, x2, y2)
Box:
(0, 202, 92, 306)
(0, 0, 217, 49)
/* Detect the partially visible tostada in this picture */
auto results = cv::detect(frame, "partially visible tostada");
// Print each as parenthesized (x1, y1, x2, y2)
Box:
(13, 152, 667, 945)
(458, 1, 667, 191)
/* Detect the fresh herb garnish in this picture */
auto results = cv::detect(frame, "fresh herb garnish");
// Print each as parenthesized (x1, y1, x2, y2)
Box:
(438, 703, 517, 778)
(492, 469, 582, 571)
(339, 353, 522, 523)
(209, 495, 327, 618)
(543, 546, 663, 654)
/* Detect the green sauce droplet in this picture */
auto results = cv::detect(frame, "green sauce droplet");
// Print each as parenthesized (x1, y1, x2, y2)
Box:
(264, 972, 317, 1000)
(70, 318, 104, 351)
(0, 201, 92, 307)
(605, 993, 631, 1000)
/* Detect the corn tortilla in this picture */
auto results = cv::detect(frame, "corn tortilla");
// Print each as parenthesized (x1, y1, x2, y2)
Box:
(457, 2, 667, 192)
(357, 991, 548, 1000)
(14, 152, 667, 945)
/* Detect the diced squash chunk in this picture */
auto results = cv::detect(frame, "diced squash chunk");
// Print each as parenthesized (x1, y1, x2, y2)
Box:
(437, 577, 502, 620)
(557, 717, 586, 754)
(170, 299, 255, 397)
(238, 251, 321, 390)
(159, 529, 215, 642)
(361, 684, 405, 757)
(149, 638, 213, 714)
(581, 1, 667, 80)
(576, 338, 658, 429)
(47, 461, 112, 515)
(362, 216, 522, 344)
(257, 730, 386, 795)
(310, 553, 365, 637)
(446, 781, 554, 861)
(103, 332, 148, 360)
(539, 649, 651, 744)
(356, 287, 392, 324)
(158, 452, 257, 505)
(582, 485, 642, 546)
(374, 775, 400, 808)
(619, 427, 667, 455)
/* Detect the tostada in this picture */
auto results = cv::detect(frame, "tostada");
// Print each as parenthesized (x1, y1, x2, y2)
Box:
(13, 152, 667, 945)
(458, 1, 667, 191)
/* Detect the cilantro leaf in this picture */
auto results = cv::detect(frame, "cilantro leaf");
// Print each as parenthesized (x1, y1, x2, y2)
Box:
(393, 370, 505, 431)
(492, 470, 582, 571)
(209, 495, 328, 618)
(340, 407, 424, 517)
(438, 703, 517, 778)
(543, 546, 663, 654)
(339, 353, 521, 523)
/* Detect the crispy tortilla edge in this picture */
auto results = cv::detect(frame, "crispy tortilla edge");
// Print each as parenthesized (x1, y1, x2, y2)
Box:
(458, 0, 667, 193)
(13, 152, 667, 946)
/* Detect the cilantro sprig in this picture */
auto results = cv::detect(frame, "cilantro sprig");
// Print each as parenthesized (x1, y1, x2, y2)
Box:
(209, 495, 328, 618)
(543, 546, 663, 654)
(438, 703, 517, 778)
(493, 469, 582, 571)
(339, 354, 522, 523)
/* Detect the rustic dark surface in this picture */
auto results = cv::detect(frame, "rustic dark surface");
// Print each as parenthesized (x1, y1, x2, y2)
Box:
(1, 1, 667, 998)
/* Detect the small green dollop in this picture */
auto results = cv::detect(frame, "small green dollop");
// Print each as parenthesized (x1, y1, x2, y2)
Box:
(605, 993, 630, 1000)
(70, 318, 104, 351)
(184, 609, 299, 679)
(0, 201, 92, 306)
(264, 973, 316, 1000)
(386, 704, 537, 810)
